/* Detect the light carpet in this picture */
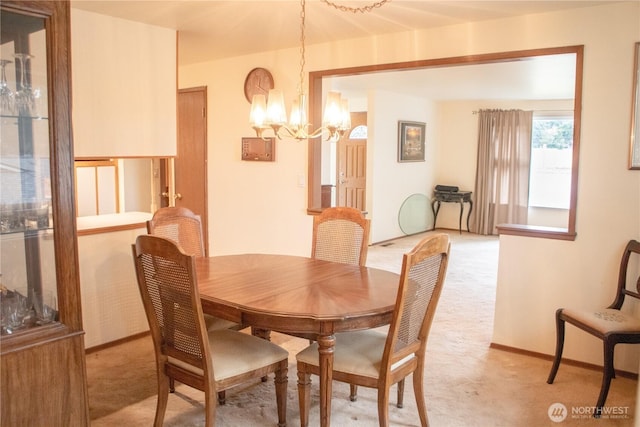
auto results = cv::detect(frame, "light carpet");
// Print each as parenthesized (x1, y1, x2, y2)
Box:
(87, 231, 637, 426)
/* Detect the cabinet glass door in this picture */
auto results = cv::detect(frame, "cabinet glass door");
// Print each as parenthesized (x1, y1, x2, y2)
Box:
(1, 10, 57, 334)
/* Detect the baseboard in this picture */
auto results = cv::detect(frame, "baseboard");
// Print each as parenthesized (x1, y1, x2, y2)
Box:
(372, 229, 460, 246)
(490, 342, 639, 380)
(85, 331, 150, 354)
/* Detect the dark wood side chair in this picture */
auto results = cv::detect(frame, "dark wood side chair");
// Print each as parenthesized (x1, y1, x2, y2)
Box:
(547, 239, 640, 417)
(296, 233, 451, 427)
(132, 235, 288, 427)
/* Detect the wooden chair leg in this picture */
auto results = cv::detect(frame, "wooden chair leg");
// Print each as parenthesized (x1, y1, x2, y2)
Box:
(412, 370, 429, 427)
(252, 326, 271, 382)
(204, 384, 216, 427)
(595, 340, 616, 418)
(274, 360, 288, 427)
(350, 384, 358, 401)
(377, 383, 391, 427)
(154, 373, 170, 427)
(297, 367, 311, 427)
(217, 391, 226, 405)
(169, 378, 175, 393)
(547, 310, 566, 384)
(397, 378, 405, 408)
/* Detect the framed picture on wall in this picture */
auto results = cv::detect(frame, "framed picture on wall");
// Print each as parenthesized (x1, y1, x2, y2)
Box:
(398, 121, 426, 162)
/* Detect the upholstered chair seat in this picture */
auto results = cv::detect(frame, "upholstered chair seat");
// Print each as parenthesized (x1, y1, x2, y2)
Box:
(204, 316, 239, 331)
(297, 329, 409, 379)
(169, 329, 289, 380)
(558, 308, 640, 334)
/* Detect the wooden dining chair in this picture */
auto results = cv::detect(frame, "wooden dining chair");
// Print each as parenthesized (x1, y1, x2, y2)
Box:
(147, 206, 244, 401)
(282, 206, 371, 400)
(147, 207, 239, 331)
(311, 206, 370, 267)
(147, 206, 206, 256)
(296, 233, 450, 427)
(132, 235, 288, 427)
(547, 239, 640, 417)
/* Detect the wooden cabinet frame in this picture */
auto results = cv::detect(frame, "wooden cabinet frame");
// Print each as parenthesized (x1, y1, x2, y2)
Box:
(1, 1, 89, 425)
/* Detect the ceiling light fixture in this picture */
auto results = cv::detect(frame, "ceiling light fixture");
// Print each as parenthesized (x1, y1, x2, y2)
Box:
(249, 0, 390, 141)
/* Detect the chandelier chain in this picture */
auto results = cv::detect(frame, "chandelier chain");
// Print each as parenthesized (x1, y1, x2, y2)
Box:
(249, 0, 356, 140)
(299, 0, 390, 92)
(299, 0, 306, 95)
(320, 0, 391, 14)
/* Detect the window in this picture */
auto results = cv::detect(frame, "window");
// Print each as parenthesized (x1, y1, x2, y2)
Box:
(528, 113, 574, 210)
(349, 125, 367, 139)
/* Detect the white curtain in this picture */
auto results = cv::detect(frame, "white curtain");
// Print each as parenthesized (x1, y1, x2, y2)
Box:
(472, 109, 533, 235)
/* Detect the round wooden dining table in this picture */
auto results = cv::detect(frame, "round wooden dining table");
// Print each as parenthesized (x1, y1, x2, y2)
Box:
(195, 253, 400, 427)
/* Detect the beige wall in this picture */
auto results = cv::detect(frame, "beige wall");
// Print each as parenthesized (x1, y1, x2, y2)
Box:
(71, 9, 177, 158)
(491, 4, 640, 375)
(178, 2, 640, 373)
(180, 50, 313, 256)
(78, 226, 150, 349)
(367, 90, 436, 243)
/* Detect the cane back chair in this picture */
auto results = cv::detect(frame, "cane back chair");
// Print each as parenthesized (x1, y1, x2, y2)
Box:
(291, 206, 371, 400)
(147, 207, 240, 331)
(132, 235, 288, 427)
(296, 233, 450, 427)
(311, 206, 370, 266)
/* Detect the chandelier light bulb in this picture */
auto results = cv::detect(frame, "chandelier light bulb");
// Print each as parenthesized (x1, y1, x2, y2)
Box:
(249, 94, 267, 128)
(322, 91, 343, 128)
(265, 89, 287, 125)
(290, 94, 308, 128)
(339, 98, 351, 131)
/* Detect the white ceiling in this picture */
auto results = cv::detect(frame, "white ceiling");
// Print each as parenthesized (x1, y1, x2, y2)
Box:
(70, 0, 610, 65)
(70, 0, 603, 100)
(327, 53, 577, 100)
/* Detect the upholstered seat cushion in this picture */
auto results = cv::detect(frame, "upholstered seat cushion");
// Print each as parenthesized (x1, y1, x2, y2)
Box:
(562, 308, 640, 334)
(296, 329, 413, 379)
(169, 329, 288, 381)
(203, 314, 239, 331)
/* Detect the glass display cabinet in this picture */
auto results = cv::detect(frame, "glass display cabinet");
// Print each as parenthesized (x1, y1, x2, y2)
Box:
(0, 2, 89, 425)
(1, 7, 54, 334)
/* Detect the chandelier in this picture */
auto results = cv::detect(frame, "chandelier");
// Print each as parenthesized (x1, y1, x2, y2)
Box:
(249, 0, 390, 141)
